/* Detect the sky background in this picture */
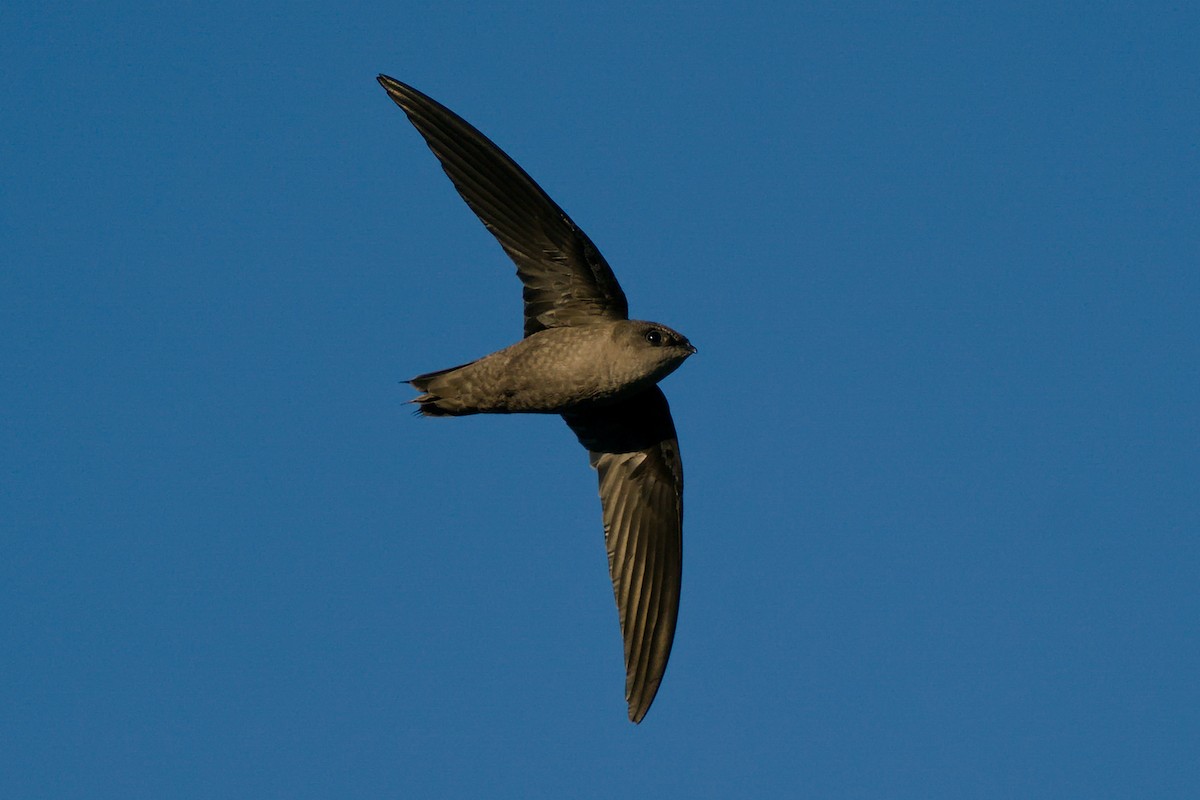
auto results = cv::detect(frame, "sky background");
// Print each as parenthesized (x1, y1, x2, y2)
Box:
(3, 2, 1198, 797)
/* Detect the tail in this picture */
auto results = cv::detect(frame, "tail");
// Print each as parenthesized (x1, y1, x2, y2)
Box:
(407, 360, 477, 416)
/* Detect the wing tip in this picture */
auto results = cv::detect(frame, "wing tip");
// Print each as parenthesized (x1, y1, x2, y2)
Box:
(625, 676, 663, 724)
(377, 74, 415, 106)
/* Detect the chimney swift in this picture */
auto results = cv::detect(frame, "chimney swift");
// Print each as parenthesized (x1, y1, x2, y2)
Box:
(378, 75, 695, 723)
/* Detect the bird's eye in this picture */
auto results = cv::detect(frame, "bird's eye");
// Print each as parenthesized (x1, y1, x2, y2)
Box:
(644, 329, 663, 346)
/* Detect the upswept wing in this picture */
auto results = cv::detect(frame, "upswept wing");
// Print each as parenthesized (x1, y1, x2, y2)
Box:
(378, 75, 628, 336)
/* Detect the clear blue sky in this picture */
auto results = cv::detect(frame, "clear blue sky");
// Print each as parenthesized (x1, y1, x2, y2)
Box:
(3, 2, 1197, 797)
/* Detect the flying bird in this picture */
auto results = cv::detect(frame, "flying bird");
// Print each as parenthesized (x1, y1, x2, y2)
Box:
(378, 75, 695, 723)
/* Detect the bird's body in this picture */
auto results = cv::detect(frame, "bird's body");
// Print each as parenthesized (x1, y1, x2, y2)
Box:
(378, 75, 694, 723)
(411, 321, 692, 416)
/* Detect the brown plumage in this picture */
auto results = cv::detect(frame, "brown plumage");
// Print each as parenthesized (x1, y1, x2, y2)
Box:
(379, 75, 694, 723)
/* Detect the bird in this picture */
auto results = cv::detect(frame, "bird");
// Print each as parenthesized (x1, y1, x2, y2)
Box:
(378, 74, 695, 723)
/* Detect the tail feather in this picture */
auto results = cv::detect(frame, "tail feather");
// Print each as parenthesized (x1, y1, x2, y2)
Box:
(407, 359, 478, 416)
(409, 361, 472, 392)
(408, 392, 453, 416)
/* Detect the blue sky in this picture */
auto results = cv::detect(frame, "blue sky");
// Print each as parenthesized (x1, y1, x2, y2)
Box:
(3, 2, 1198, 797)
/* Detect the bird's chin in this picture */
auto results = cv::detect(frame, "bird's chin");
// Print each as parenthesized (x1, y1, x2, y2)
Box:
(617, 359, 688, 399)
(653, 356, 691, 383)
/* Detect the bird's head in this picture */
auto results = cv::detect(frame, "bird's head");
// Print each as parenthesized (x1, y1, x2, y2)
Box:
(618, 320, 696, 384)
